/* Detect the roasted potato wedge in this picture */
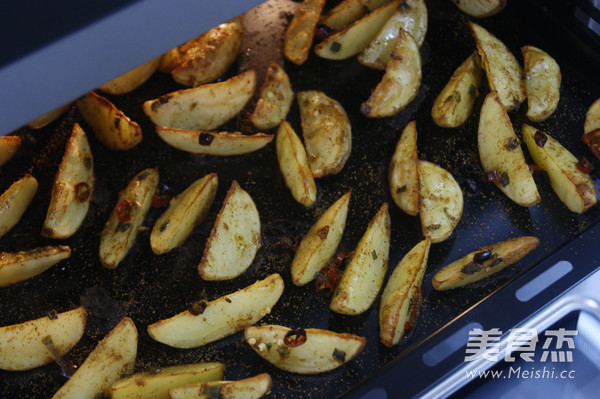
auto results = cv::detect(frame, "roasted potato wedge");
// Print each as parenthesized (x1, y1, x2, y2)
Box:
(76, 91, 142, 150)
(110, 362, 224, 399)
(151, 174, 218, 255)
(99, 57, 160, 95)
(389, 121, 419, 215)
(0, 306, 86, 371)
(42, 123, 94, 239)
(284, 0, 327, 65)
(314, 0, 400, 60)
(358, 0, 428, 69)
(0, 135, 21, 167)
(245, 325, 366, 374)
(522, 125, 596, 213)
(361, 28, 421, 118)
(198, 181, 261, 280)
(171, 17, 243, 86)
(418, 160, 463, 243)
(52, 317, 137, 399)
(380, 238, 430, 346)
(478, 91, 540, 207)
(27, 102, 72, 129)
(297, 90, 352, 178)
(276, 120, 317, 207)
(330, 203, 390, 315)
(522, 45, 561, 122)
(0, 245, 71, 287)
(155, 127, 273, 156)
(169, 373, 271, 399)
(99, 168, 159, 269)
(431, 52, 483, 128)
(432, 236, 540, 290)
(320, 0, 390, 31)
(249, 62, 294, 130)
(583, 99, 600, 159)
(450, 0, 506, 17)
(470, 22, 525, 112)
(0, 174, 38, 237)
(148, 274, 283, 348)
(291, 191, 351, 286)
(143, 69, 256, 131)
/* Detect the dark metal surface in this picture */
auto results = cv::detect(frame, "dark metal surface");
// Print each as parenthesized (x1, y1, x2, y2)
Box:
(1, 0, 599, 398)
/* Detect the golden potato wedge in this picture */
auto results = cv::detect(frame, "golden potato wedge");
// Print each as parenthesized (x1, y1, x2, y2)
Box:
(314, 0, 400, 60)
(450, 0, 506, 17)
(431, 52, 483, 128)
(249, 62, 294, 130)
(321, 0, 391, 32)
(380, 237, 430, 346)
(110, 363, 225, 399)
(284, 0, 327, 65)
(418, 160, 463, 243)
(0, 245, 71, 287)
(169, 373, 271, 399)
(432, 236, 540, 290)
(42, 123, 94, 239)
(478, 91, 540, 207)
(522, 124, 596, 213)
(99, 57, 160, 95)
(27, 102, 72, 129)
(143, 69, 256, 131)
(330, 203, 390, 315)
(583, 99, 600, 159)
(0, 174, 38, 237)
(522, 45, 561, 122)
(156, 126, 273, 156)
(198, 181, 261, 280)
(358, 0, 428, 69)
(291, 191, 351, 286)
(151, 174, 218, 255)
(76, 91, 142, 150)
(297, 90, 352, 178)
(0, 306, 86, 371)
(172, 17, 243, 87)
(52, 317, 137, 399)
(389, 121, 419, 216)
(148, 274, 283, 348)
(361, 28, 421, 118)
(99, 168, 159, 269)
(0, 136, 21, 167)
(470, 22, 525, 112)
(245, 325, 365, 374)
(276, 121, 316, 207)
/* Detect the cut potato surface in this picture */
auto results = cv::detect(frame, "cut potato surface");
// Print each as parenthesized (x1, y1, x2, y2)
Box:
(99, 57, 160, 95)
(320, 0, 390, 32)
(284, 0, 327, 65)
(451, 0, 506, 17)
(0, 246, 71, 287)
(522, 45, 561, 122)
(250, 62, 294, 130)
(0, 136, 21, 166)
(169, 373, 272, 399)
(389, 121, 419, 216)
(0, 174, 38, 237)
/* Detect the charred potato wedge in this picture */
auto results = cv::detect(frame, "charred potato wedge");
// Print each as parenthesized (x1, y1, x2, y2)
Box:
(0, 136, 21, 167)
(478, 91, 540, 207)
(432, 236, 540, 290)
(389, 121, 419, 216)
(298, 90, 352, 177)
(198, 181, 261, 280)
(330, 203, 390, 315)
(380, 238, 430, 346)
(431, 52, 483, 128)
(27, 102, 72, 129)
(418, 160, 463, 243)
(320, 0, 390, 31)
(470, 22, 525, 112)
(361, 28, 421, 118)
(148, 274, 284, 348)
(0, 174, 38, 237)
(249, 62, 294, 130)
(155, 126, 273, 156)
(522, 125, 596, 213)
(522, 45, 561, 122)
(52, 317, 137, 399)
(451, 0, 506, 17)
(99, 168, 159, 269)
(245, 325, 366, 374)
(42, 123, 94, 239)
(0, 306, 86, 371)
(169, 373, 272, 399)
(284, 0, 327, 65)
(151, 174, 218, 255)
(0, 246, 71, 287)
(291, 191, 351, 286)
(99, 57, 160, 95)
(143, 69, 256, 131)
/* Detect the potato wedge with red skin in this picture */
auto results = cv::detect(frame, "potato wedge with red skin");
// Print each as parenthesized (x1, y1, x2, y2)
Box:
(320, 0, 390, 32)
(284, 0, 327, 65)
(451, 0, 506, 17)
(0, 246, 71, 287)
(99, 57, 160, 95)
(522, 45, 561, 122)
(0, 136, 21, 167)
(250, 62, 294, 130)
(389, 121, 419, 216)
(169, 373, 272, 399)
(0, 174, 38, 237)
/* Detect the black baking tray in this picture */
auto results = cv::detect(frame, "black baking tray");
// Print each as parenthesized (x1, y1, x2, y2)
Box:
(1, 0, 599, 398)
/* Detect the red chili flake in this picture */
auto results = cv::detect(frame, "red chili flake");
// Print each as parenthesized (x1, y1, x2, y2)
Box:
(404, 287, 422, 332)
(334, 251, 346, 266)
(114, 199, 134, 223)
(314, 23, 335, 42)
(484, 170, 500, 182)
(198, 133, 214, 146)
(74, 182, 91, 203)
(188, 300, 207, 316)
(317, 225, 330, 239)
(152, 184, 174, 207)
(582, 129, 600, 159)
(528, 164, 541, 174)
(284, 328, 307, 348)
(534, 131, 548, 147)
(576, 156, 594, 174)
(315, 264, 341, 296)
